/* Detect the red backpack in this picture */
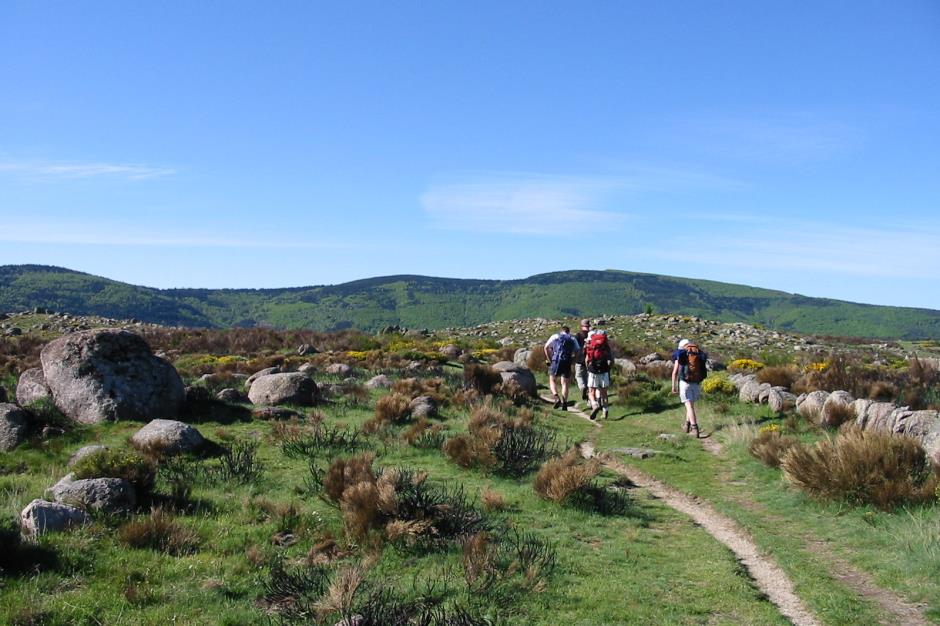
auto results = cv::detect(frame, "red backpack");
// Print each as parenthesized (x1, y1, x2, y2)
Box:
(682, 343, 707, 383)
(586, 333, 611, 373)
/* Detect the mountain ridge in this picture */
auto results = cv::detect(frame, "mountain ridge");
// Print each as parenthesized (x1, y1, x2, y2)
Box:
(1, 264, 938, 339)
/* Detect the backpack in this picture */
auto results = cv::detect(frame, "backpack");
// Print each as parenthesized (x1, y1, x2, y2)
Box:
(681, 344, 708, 383)
(585, 333, 611, 374)
(550, 334, 576, 364)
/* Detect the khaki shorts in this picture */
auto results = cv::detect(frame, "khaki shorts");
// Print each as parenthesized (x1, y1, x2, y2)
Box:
(587, 371, 611, 389)
(679, 381, 701, 403)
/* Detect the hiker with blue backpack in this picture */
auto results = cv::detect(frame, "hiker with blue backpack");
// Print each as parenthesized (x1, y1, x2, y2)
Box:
(671, 338, 708, 437)
(543, 325, 579, 410)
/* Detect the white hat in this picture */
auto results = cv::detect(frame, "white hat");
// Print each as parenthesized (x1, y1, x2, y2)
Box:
(678, 339, 690, 349)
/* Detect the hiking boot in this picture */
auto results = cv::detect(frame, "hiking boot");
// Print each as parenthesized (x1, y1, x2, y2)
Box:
(684, 421, 691, 434)
(603, 409, 609, 420)
(590, 406, 600, 420)
(552, 397, 561, 409)
(692, 424, 700, 438)
(561, 403, 568, 411)
(581, 389, 588, 401)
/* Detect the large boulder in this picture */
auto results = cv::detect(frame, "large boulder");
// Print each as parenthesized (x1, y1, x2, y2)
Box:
(50, 476, 136, 512)
(39, 329, 185, 424)
(20, 499, 89, 536)
(614, 358, 637, 378)
(491, 361, 537, 397)
(130, 419, 205, 455)
(0, 403, 29, 452)
(365, 375, 392, 390)
(513, 348, 532, 366)
(892, 409, 940, 440)
(439, 345, 462, 360)
(16, 368, 51, 406)
(768, 389, 797, 413)
(248, 372, 318, 406)
(739, 379, 763, 404)
(409, 396, 437, 419)
(922, 421, 940, 466)
(325, 363, 354, 377)
(245, 366, 280, 389)
(853, 400, 897, 432)
(797, 390, 830, 422)
(820, 391, 855, 427)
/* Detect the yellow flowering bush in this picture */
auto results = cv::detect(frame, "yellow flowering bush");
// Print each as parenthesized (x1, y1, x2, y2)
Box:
(346, 350, 380, 361)
(701, 375, 737, 395)
(471, 348, 500, 359)
(804, 361, 829, 373)
(728, 358, 765, 372)
(758, 424, 780, 435)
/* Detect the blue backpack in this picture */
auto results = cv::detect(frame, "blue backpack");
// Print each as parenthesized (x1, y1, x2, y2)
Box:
(550, 334, 576, 364)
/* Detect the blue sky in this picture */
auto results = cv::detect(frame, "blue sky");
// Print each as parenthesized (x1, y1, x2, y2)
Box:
(1, 1, 939, 309)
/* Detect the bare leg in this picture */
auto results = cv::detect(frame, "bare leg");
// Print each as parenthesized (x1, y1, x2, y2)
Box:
(548, 375, 558, 399)
(685, 400, 698, 426)
(560, 377, 570, 404)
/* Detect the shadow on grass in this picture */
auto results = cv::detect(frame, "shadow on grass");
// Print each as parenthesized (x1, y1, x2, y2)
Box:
(180, 399, 253, 425)
(569, 479, 657, 524)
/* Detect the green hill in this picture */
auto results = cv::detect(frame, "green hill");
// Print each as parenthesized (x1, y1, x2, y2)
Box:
(2, 264, 939, 339)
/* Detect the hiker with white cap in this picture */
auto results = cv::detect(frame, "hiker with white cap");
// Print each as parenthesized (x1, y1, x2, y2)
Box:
(671, 338, 708, 437)
(584, 328, 614, 419)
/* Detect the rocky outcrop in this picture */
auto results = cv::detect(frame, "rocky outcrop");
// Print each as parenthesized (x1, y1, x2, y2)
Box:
(820, 391, 855, 427)
(130, 419, 205, 455)
(0, 403, 28, 452)
(248, 372, 318, 406)
(245, 366, 280, 389)
(796, 391, 830, 422)
(16, 368, 51, 406)
(216, 388, 246, 403)
(409, 396, 437, 419)
(39, 329, 185, 424)
(325, 363, 354, 377)
(20, 499, 89, 536)
(614, 358, 637, 378)
(365, 375, 393, 390)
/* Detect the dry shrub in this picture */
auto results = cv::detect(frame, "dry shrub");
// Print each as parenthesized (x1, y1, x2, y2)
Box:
(526, 346, 548, 373)
(119, 508, 200, 555)
(313, 565, 364, 618)
(533, 449, 600, 503)
(363, 393, 412, 433)
(402, 418, 431, 444)
(480, 488, 507, 512)
(307, 535, 348, 566)
(757, 366, 798, 389)
(443, 434, 497, 471)
(464, 363, 503, 395)
(748, 430, 800, 468)
(341, 482, 382, 540)
(392, 377, 447, 404)
(642, 361, 673, 380)
(824, 401, 857, 428)
(323, 454, 376, 504)
(868, 380, 898, 401)
(781, 428, 940, 510)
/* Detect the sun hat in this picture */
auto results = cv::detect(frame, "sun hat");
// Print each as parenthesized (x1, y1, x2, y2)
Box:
(678, 339, 690, 349)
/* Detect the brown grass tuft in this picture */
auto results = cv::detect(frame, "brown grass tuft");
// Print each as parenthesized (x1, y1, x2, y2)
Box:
(323, 453, 376, 504)
(464, 363, 503, 395)
(119, 508, 200, 555)
(314, 564, 364, 618)
(781, 427, 940, 510)
(748, 430, 801, 468)
(756, 366, 798, 389)
(480, 487, 507, 512)
(533, 449, 600, 503)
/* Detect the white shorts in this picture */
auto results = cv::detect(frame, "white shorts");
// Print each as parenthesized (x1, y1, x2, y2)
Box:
(679, 381, 701, 403)
(587, 371, 611, 389)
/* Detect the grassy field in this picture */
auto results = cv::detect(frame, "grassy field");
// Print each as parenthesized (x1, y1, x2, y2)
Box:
(2, 354, 939, 625)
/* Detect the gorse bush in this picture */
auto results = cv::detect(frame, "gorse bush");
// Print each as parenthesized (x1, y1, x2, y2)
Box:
(781, 428, 940, 510)
(208, 439, 264, 484)
(700, 374, 736, 396)
(72, 448, 157, 495)
(280, 424, 364, 457)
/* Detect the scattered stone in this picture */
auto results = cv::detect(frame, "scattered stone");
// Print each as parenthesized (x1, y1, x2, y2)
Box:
(298, 363, 317, 374)
(248, 372, 318, 406)
(130, 419, 205, 455)
(639, 353, 663, 365)
(325, 363, 353, 377)
(409, 395, 437, 419)
(768, 389, 797, 413)
(20, 499, 89, 536)
(67, 444, 109, 467)
(216, 388, 246, 403)
(614, 358, 637, 377)
(51, 476, 136, 512)
(365, 375, 392, 390)
(0, 403, 29, 452)
(739, 380, 763, 404)
(513, 348, 532, 365)
(438, 344, 462, 360)
(658, 433, 678, 441)
(39, 329, 185, 424)
(15, 368, 51, 406)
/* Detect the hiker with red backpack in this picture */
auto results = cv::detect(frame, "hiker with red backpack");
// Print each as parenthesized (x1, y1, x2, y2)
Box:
(543, 325, 579, 410)
(671, 338, 707, 437)
(585, 329, 614, 420)
(574, 319, 592, 401)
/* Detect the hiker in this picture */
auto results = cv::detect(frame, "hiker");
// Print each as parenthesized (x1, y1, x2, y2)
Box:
(574, 319, 592, 401)
(671, 338, 708, 437)
(585, 328, 614, 420)
(543, 325, 579, 410)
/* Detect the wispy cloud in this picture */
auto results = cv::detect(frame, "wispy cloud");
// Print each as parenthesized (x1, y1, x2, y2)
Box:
(421, 174, 628, 235)
(0, 160, 175, 180)
(677, 114, 863, 162)
(647, 216, 940, 280)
